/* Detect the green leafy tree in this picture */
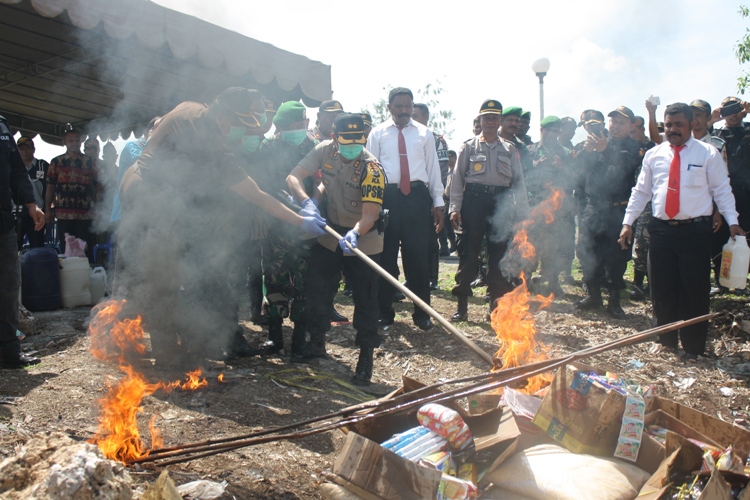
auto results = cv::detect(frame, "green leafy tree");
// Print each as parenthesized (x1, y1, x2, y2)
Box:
(737, 5, 750, 94)
(362, 80, 455, 140)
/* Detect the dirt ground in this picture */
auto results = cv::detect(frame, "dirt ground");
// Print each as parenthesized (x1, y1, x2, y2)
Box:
(1, 257, 749, 499)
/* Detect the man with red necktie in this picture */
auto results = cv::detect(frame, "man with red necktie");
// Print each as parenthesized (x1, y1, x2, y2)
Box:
(366, 87, 445, 331)
(620, 102, 744, 357)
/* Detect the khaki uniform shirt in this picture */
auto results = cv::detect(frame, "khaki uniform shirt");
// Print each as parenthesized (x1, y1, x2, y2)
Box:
(297, 141, 386, 255)
(449, 135, 529, 216)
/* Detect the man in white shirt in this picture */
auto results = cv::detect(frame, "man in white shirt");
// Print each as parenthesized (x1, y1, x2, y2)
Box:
(619, 102, 744, 357)
(366, 87, 445, 330)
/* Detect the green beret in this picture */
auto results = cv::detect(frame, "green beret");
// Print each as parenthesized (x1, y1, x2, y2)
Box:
(521, 111, 531, 120)
(540, 115, 561, 129)
(273, 101, 307, 128)
(503, 106, 523, 117)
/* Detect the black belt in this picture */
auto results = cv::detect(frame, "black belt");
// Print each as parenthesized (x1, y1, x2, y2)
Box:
(465, 183, 508, 195)
(655, 216, 710, 226)
(387, 181, 426, 188)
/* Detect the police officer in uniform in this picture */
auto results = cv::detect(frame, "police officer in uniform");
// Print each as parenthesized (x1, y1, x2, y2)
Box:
(286, 113, 386, 385)
(575, 106, 645, 318)
(0, 116, 44, 368)
(450, 100, 529, 322)
(254, 101, 319, 356)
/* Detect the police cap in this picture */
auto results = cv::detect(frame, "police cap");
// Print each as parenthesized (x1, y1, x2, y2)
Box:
(333, 113, 366, 145)
(479, 99, 503, 116)
(360, 112, 373, 127)
(608, 106, 635, 122)
(689, 99, 711, 115)
(319, 100, 344, 114)
(578, 109, 604, 126)
(17, 136, 34, 148)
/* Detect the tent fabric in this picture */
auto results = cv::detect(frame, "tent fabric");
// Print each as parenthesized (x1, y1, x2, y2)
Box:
(0, 0, 332, 143)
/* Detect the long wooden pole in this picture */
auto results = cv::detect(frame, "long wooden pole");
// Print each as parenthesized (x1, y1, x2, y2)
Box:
(324, 225, 494, 365)
(129, 314, 716, 466)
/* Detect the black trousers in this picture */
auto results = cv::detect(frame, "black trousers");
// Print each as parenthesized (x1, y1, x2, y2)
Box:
(0, 228, 21, 358)
(649, 219, 712, 355)
(378, 183, 433, 323)
(18, 214, 45, 249)
(452, 191, 514, 304)
(577, 204, 631, 290)
(306, 244, 382, 348)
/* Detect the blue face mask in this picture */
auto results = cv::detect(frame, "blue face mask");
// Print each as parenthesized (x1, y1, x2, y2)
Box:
(281, 129, 308, 146)
(241, 135, 261, 154)
(256, 112, 268, 126)
(339, 144, 364, 160)
(227, 126, 246, 142)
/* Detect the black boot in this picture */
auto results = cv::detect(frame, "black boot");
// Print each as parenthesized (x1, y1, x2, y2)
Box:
(262, 317, 284, 354)
(575, 283, 602, 310)
(228, 329, 263, 358)
(290, 339, 327, 363)
(290, 321, 306, 356)
(352, 347, 374, 385)
(451, 296, 468, 322)
(607, 289, 626, 319)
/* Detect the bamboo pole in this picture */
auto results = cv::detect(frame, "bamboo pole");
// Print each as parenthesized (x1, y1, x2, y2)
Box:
(323, 225, 493, 365)
(128, 314, 715, 466)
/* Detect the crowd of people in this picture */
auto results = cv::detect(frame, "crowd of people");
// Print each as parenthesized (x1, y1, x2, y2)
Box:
(1, 87, 748, 380)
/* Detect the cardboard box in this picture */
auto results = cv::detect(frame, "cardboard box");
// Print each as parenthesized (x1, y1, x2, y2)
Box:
(334, 377, 520, 499)
(532, 363, 628, 456)
(648, 396, 750, 461)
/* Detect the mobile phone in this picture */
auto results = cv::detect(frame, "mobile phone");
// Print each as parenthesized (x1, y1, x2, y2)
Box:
(649, 96, 660, 106)
(721, 102, 743, 118)
(588, 122, 604, 136)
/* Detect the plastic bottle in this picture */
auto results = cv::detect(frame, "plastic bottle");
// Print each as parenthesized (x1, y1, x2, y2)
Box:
(59, 257, 92, 307)
(719, 235, 750, 290)
(89, 267, 107, 304)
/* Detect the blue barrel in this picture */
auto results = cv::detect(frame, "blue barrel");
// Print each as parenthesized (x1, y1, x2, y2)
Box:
(21, 247, 62, 311)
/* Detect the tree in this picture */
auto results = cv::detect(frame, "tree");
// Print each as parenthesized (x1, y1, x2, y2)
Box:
(361, 80, 455, 140)
(737, 6, 750, 94)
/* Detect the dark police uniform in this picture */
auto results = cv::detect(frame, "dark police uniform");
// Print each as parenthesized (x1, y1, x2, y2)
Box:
(295, 137, 386, 378)
(450, 118, 529, 318)
(0, 116, 37, 366)
(576, 132, 645, 315)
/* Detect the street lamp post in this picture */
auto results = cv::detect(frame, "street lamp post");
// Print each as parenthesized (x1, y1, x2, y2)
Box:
(531, 58, 550, 120)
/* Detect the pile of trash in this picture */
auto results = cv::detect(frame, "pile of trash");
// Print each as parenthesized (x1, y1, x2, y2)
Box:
(0, 432, 132, 499)
(321, 362, 750, 500)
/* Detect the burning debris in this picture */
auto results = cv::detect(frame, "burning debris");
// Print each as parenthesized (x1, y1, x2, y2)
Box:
(87, 300, 211, 463)
(0, 432, 132, 499)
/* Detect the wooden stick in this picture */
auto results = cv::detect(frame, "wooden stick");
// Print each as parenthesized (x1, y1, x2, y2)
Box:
(129, 314, 715, 465)
(324, 225, 494, 365)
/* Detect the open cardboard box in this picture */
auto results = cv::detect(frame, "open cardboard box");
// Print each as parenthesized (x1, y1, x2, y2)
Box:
(333, 377, 520, 499)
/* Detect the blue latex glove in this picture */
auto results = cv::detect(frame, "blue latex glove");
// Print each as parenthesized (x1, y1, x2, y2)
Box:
(299, 198, 320, 218)
(339, 229, 359, 255)
(300, 214, 326, 236)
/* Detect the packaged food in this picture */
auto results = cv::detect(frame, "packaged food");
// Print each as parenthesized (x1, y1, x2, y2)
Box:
(380, 426, 429, 451)
(417, 403, 474, 450)
(437, 474, 478, 500)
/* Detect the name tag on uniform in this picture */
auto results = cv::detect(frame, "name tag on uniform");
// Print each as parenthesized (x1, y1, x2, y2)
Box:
(687, 164, 703, 170)
(437, 149, 449, 161)
(36, 170, 45, 179)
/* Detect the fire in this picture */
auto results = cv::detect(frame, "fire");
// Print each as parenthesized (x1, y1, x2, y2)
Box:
(87, 299, 209, 463)
(218, 373, 226, 383)
(491, 273, 554, 393)
(491, 189, 565, 394)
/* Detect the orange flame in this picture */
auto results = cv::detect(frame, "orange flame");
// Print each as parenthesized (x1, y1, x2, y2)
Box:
(218, 373, 226, 383)
(87, 299, 209, 463)
(490, 189, 565, 394)
(491, 274, 554, 393)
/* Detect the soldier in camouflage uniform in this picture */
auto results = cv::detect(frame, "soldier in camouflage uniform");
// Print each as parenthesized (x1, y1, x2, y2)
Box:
(255, 101, 318, 356)
(527, 116, 576, 297)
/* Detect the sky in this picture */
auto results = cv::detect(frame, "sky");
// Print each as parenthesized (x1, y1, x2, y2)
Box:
(29, 0, 750, 160)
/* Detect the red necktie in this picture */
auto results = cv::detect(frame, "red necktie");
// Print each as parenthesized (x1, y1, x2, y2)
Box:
(665, 144, 685, 219)
(398, 127, 411, 195)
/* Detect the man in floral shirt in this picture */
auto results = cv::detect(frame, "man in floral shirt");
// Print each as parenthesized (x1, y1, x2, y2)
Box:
(45, 126, 98, 261)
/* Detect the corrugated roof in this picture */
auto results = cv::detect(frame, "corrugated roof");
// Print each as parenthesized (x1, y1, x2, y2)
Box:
(0, 0, 332, 144)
